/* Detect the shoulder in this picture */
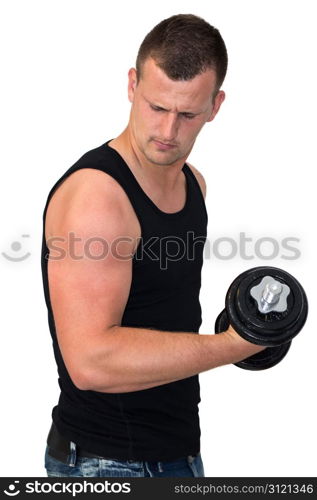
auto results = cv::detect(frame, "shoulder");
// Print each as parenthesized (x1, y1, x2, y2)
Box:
(47, 169, 128, 221)
(45, 168, 140, 241)
(186, 162, 207, 199)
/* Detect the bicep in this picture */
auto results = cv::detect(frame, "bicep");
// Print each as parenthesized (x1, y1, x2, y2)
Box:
(46, 180, 138, 387)
(48, 247, 133, 372)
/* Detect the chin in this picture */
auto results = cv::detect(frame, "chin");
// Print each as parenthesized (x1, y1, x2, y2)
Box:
(146, 150, 180, 166)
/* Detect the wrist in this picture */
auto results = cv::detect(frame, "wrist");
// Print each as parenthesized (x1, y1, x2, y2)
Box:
(224, 324, 266, 357)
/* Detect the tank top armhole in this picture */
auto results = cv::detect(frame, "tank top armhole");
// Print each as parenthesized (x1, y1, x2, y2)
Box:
(184, 164, 208, 223)
(43, 164, 146, 244)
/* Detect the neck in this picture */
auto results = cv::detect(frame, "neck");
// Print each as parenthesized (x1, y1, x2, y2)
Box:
(109, 126, 189, 191)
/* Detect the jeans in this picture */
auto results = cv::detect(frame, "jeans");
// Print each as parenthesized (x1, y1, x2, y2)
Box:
(44, 445, 205, 477)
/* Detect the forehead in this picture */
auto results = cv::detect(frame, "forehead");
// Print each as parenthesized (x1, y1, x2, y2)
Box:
(138, 57, 217, 110)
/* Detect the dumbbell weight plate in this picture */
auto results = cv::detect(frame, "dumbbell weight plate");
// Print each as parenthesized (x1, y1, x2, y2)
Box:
(215, 309, 292, 370)
(225, 267, 308, 347)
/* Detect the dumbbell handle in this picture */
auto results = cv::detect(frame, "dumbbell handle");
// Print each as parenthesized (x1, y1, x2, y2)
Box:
(215, 309, 291, 370)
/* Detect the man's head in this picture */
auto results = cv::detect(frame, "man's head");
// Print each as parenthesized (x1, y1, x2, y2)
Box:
(136, 13, 228, 95)
(127, 14, 227, 167)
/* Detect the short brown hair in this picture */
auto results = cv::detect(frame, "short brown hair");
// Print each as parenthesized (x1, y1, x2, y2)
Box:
(136, 14, 228, 91)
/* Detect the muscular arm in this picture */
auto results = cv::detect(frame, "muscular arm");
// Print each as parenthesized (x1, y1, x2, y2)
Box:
(87, 325, 262, 393)
(46, 169, 263, 394)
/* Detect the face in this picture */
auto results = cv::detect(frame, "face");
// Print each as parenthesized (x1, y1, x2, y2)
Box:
(127, 57, 225, 167)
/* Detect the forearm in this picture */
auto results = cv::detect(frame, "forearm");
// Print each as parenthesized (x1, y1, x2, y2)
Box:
(85, 325, 264, 393)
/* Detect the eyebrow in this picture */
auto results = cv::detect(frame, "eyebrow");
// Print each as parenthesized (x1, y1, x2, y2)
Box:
(144, 96, 204, 115)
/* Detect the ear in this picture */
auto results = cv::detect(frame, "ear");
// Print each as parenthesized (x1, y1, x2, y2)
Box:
(207, 90, 226, 122)
(128, 68, 138, 103)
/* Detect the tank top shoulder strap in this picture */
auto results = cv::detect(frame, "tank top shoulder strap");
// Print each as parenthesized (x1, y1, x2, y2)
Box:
(43, 141, 207, 226)
(42, 141, 143, 218)
(182, 163, 208, 223)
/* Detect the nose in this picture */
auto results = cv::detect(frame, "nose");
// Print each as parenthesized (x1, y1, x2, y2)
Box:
(159, 112, 179, 143)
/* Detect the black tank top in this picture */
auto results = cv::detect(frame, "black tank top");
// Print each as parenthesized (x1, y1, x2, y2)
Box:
(41, 141, 208, 461)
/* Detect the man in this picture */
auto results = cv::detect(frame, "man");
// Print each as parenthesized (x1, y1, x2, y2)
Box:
(41, 14, 264, 477)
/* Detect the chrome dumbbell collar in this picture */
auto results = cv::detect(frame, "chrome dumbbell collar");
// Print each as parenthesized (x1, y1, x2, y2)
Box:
(250, 276, 290, 314)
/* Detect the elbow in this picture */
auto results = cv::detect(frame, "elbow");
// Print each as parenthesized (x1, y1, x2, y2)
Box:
(63, 334, 118, 392)
(65, 359, 97, 391)
(69, 365, 114, 392)
(69, 368, 92, 391)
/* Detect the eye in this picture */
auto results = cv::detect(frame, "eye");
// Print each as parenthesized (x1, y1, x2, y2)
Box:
(181, 113, 196, 120)
(150, 104, 165, 112)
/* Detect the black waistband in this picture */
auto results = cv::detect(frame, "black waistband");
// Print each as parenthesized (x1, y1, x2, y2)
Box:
(47, 422, 105, 462)
(46, 421, 199, 465)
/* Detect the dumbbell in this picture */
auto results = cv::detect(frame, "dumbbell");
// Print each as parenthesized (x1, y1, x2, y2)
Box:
(215, 266, 308, 370)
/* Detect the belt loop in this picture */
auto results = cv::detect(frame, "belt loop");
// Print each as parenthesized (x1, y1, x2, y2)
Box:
(187, 455, 194, 464)
(158, 461, 164, 473)
(68, 441, 77, 467)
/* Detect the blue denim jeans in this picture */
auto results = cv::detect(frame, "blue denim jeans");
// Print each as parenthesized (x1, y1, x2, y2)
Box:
(44, 445, 205, 477)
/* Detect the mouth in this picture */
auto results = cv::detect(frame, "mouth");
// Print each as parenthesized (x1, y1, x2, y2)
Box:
(152, 140, 177, 151)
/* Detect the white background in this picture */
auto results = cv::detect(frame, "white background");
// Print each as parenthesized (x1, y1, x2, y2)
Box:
(0, 0, 316, 477)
